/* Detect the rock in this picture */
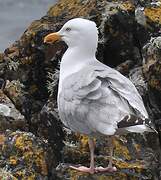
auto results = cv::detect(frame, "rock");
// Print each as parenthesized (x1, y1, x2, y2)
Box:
(0, 130, 55, 179)
(56, 133, 160, 179)
(129, 66, 148, 97)
(0, 0, 161, 179)
(0, 90, 27, 132)
(143, 36, 161, 129)
(0, 168, 15, 179)
(38, 98, 65, 162)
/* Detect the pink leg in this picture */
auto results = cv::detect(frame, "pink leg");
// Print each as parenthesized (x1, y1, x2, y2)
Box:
(95, 136, 117, 173)
(70, 137, 95, 174)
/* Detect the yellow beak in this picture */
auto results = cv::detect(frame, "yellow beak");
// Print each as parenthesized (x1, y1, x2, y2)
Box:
(44, 32, 61, 44)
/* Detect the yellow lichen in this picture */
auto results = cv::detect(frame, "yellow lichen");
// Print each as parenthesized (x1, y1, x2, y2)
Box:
(15, 136, 25, 150)
(77, 135, 97, 152)
(47, 0, 97, 18)
(14, 134, 48, 175)
(48, 0, 79, 17)
(14, 171, 23, 177)
(0, 134, 5, 145)
(28, 21, 44, 32)
(23, 151, 34, 162)
(149, 78, 161, 91)
(145, 6, 161, 24)
(79, 135, 89, 152)
(14, 171, 36, 179)
(15, 135, 33, 151)
(34, 150, 48, 175)
(9, 156, 18, 165)
(120, 1, 135, 11)
(134, 143, 141, 154)
(113, 139, 131, 160)
(114, 159, 144, 170)
(1, 132, 49, 178)
(69, 168, 137, 180)
(27, 175, 36, 180)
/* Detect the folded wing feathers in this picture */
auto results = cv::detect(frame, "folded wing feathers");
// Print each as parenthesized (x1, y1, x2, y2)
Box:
(107, 73, 149, 119)
(62, 64, 149, 132)
(94, 66, 149, 119)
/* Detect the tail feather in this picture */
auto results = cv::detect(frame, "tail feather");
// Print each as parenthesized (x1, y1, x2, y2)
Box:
(117, 115, 157, 134)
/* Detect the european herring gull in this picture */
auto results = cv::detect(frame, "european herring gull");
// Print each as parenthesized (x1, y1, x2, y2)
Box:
(44, 18, 155, 174)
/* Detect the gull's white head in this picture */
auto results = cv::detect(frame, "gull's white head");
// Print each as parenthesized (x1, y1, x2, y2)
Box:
(44, 18, 98, 53)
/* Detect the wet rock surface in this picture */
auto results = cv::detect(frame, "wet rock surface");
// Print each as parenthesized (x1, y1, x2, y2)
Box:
(0, 0, 161, 179)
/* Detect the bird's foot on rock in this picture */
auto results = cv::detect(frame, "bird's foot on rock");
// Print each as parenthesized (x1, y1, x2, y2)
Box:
(95, 166, 117, 173)
(70, 165, 95, 174)
(70, 165, 117, 174)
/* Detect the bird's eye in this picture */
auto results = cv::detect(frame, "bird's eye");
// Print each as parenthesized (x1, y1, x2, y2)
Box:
(65, 27, 71, 32)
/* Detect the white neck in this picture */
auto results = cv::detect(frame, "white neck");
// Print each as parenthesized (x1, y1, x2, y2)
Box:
(58, 46, 96, 94)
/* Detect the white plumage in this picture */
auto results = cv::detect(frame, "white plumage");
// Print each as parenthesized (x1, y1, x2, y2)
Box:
(44, 18, 154, 174)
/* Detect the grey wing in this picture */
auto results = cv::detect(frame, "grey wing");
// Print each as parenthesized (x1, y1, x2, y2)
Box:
(59, 66, 137, 136)
(96, 65, 149, 119)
